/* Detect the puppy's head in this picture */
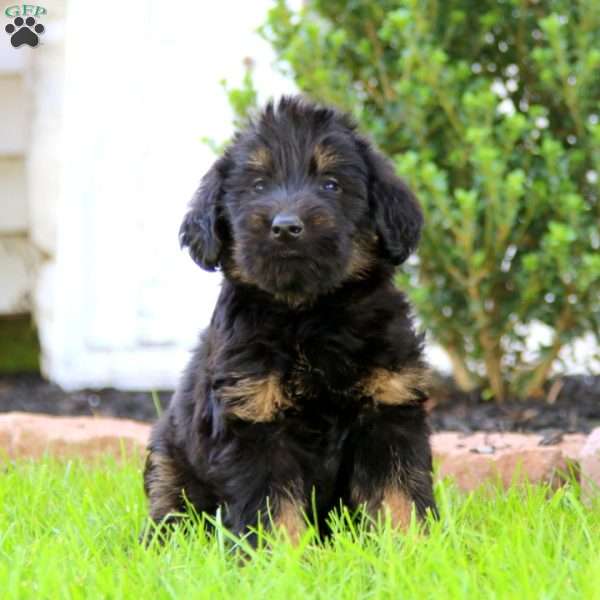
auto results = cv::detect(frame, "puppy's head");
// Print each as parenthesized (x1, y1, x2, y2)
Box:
(180, 96, 422, 304)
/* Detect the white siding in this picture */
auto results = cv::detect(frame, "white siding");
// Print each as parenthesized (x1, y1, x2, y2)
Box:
(0, 76, 27, 155)
(35, 0, 294, 389)
(0, 158, 27, 232)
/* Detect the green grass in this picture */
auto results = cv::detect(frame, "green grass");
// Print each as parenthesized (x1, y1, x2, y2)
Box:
(0, 316, 40, 374)
(0, 458, 599, 599)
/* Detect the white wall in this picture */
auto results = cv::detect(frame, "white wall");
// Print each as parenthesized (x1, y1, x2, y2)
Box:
(34, 0, 295, 389)
(0, 50, 34, 315)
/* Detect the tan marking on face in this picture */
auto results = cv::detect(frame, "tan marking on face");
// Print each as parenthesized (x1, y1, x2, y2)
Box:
(347, 239, 375, 279)
(309, 212, 336, 228)
(362, 367, 431, 405)
(225, 243, 253, 284)
(273, 496, 306, 544)
(224, 263, 252, 285)
(249, 213, 266, 228)
(247, 146, 272, 170)
(220, 374, 292, 422)
(144, 452, 182, 521)
(313, 144, 341, 172)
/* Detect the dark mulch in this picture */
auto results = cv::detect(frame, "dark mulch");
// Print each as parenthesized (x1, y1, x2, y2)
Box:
(0, 373, 599, 433)
(428, 375, 600, 434)
(0, 374, 167, 422)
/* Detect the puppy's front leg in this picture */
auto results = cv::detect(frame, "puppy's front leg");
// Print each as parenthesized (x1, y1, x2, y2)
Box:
(349, 404, 437, 530)
(214, 374, 305, 543)
(216, 424, 307, 544)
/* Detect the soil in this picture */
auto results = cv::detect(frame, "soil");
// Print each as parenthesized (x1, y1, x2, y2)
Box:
(0, 373, 599, 434)
(427, 375, 600, 434)
(0, 374, 167, 423)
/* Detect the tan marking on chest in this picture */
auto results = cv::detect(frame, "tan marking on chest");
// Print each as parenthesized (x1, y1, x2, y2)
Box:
(361, 366, 430, 405)
(220, 374, 292, 422)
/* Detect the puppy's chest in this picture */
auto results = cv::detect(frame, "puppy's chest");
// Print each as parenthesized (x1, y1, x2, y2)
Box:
(217, 338, 427, 425)
(215, 311, 428, 423)
(282, 344, 365, 408)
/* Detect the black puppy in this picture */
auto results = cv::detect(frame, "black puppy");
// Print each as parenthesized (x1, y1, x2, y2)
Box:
(144, 96, 437, 543)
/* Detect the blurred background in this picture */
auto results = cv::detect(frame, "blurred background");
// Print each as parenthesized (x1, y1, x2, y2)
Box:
(1, 0, 598, 429)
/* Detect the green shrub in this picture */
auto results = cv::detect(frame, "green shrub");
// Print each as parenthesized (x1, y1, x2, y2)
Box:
(227, 0, 600, 401)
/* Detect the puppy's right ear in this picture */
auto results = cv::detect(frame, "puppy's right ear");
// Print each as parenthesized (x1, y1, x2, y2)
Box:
(358, 138, 423, 266)
(179, 156, 229, 271)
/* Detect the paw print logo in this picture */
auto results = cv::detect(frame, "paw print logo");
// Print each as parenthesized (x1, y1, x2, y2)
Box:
(5, 16, 45, 48)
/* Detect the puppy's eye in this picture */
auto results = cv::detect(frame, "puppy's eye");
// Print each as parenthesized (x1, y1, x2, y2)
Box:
(253, 179, 266, 192)
(321, 179, 340, 193)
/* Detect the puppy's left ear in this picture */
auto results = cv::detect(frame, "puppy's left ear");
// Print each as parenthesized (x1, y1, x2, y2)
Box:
(360, 141, 423, 265)
(179, 156, 230, 271)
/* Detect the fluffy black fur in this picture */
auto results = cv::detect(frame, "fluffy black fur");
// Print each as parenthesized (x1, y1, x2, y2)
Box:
(144, 96, 437, 542)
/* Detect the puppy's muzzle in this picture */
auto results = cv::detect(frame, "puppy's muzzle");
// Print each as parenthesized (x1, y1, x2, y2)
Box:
(271, 213, 304, 241)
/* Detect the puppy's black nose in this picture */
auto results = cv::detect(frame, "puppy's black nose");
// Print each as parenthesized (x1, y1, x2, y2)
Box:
(271, 213, 304, 239)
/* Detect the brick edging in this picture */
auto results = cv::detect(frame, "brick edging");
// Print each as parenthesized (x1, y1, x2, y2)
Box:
(1, 412, 598, 501)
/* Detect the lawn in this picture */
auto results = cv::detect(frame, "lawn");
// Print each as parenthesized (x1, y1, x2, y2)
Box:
(0, 457, 599, 599)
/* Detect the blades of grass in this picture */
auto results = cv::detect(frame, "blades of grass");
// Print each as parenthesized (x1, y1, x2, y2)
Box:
(201, 510, 259, 560)
(151, 390, 163, 418)
(2, 460, 600, 598)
